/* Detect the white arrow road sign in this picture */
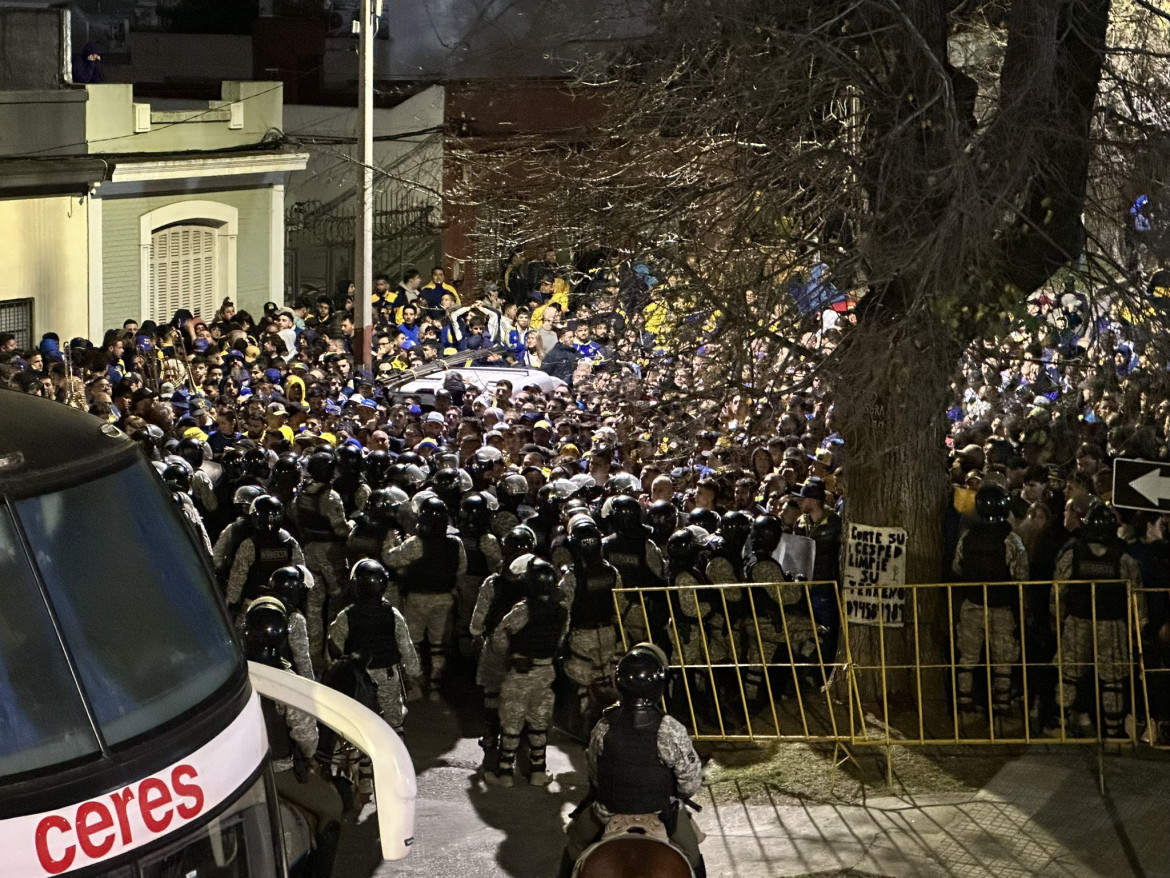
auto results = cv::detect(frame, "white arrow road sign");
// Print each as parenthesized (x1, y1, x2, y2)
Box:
(1129, 468, 1170, 505)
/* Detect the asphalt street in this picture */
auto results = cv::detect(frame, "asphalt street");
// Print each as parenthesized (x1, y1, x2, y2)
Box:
(332, 665, 1170, 878)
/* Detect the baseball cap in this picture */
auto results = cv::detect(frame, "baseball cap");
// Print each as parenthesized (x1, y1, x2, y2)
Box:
(267, 402, 288, 417)
(130, 387, 156, 406)
(359, 398, 378, 410)
(425, 411, 446, 425)
(264, 368, 281, 384)
(534, 419, 553, 431)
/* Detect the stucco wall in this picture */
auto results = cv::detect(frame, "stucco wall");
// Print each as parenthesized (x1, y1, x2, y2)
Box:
(100, 188, 274, 330)
(0, 195, 90, 343)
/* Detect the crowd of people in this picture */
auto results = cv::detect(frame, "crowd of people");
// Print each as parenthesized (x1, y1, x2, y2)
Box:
(3, 241, 1170, 868)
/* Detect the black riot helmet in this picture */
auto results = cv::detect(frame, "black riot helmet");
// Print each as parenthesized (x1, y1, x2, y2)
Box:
(1080, 501, 1117, 544)
(350, 559, 390, 603)
(397, 451, 423, 469)
(468, 446, 504, 480)
(131, 424, 166, 460)
(460, 492, 492, 534)
(177, 436, 206, 471)
(974, 484, 1011, 523)
(251, 494, 284, 533)
(666, 526, 702, 572)
(605, 472, 641, 497)
(366, 486, 408, 525)
(365, 450, 393, 488)
(243, 447, 272, 481)
(221, 446, 246, 481)
(243, 597, 289, 667)
(498, 473, 529, 507)
(749, 514, 784, 557)
(647, 500, 678, 540)
(270, 453, 302, 489)
(265, 566, 307, 614)
(431, 467, 466, 510)
(537, 480, 573, 516)
(615, 642, 668, 705)
(568, 514, 603, 559)
(687, 507, 720, 533)
(609, 494, 645, 536)
(526, 558, 559, 599)
(336, 442, 363, 475)
(306, 450, 336, 483)
(416, 496, 450, 538)
(719, 510, 753, 552)
(162, 461, 193, 494)
(233, 484, 266, 515)
(501, 524, 537, 563)
(562, 497, 591, 525)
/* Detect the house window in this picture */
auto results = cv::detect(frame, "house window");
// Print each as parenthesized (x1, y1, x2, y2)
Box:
(149, 224, 217, 322)
(139, 201, 238, 326)
(0, 298, 34, 350)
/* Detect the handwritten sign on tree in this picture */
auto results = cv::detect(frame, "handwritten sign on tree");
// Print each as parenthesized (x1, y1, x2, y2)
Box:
(842, 523, 907, 628)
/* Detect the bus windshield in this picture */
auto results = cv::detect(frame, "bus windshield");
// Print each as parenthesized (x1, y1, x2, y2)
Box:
(13, 458, 240, 750)
(0, 508, 100, 777)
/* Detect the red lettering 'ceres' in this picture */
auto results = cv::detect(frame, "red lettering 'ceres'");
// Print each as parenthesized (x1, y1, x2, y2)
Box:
(171, 765, 204, 820)
(75, 801, 115, 859)
(138, 778, 174, 834)
(34, 815, 74, 875)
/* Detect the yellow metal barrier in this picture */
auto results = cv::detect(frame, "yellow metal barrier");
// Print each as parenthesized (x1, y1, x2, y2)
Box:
(1132, 587, 1170, 748)
(845, 580, 1138, 749)
(614, 579, 1151, 752)
(613, 581, 849, 743)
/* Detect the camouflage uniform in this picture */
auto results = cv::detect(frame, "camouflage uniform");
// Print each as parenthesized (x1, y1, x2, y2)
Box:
(385, 532, 467, 689)
(492, 596, 568, 782)
(292, 482, 352, 662)
(225, 535, 308, 607)
(565, 710, 705, 868)
(740, 557, 815, 703)
(328, 602, 421, 732)
(561, 565, 623, 687)
(951, 523, 1030, 712)
(1053, 544, 1143, 736)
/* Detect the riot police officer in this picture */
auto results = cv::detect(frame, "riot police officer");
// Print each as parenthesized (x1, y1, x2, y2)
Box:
(333, 442, 371, 515)
(162, 460, 213, 555)
(562, 515, 622, 733)
(348, 486, 408, 566)
(741, 514, 813, 705)
(244, 600, 342, 878)
(385, 496, 467, 698)
(470, 526, 537, 760)
(212, 484, 267, 587)
(604, 495, 668, 648)
(491, 473, 532, 537)
(457, 492, 504, 653)
(952, 484, 1029, 718)
(226, 495, 308, 617)
(328, 560, 421, 733)
(260, 565, 315, 680)
(486, 558, 569, 788)
(292, 450, 352, 666)
(1053, 502, 1143, 738)
(559, 643, 706, 878)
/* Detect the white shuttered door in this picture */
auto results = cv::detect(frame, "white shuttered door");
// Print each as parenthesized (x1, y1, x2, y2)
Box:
(149, 224, 217, 322)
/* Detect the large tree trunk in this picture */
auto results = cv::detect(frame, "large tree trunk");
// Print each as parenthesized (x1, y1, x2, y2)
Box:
(831, 315, 957, 721)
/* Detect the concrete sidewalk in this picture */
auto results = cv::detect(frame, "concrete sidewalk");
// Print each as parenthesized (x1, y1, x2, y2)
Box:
(370, 697, 1170, 878)
(702, 752, 1169, 877)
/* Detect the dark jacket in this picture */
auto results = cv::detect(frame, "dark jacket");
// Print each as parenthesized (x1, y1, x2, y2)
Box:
(541, 342, 579, 386)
